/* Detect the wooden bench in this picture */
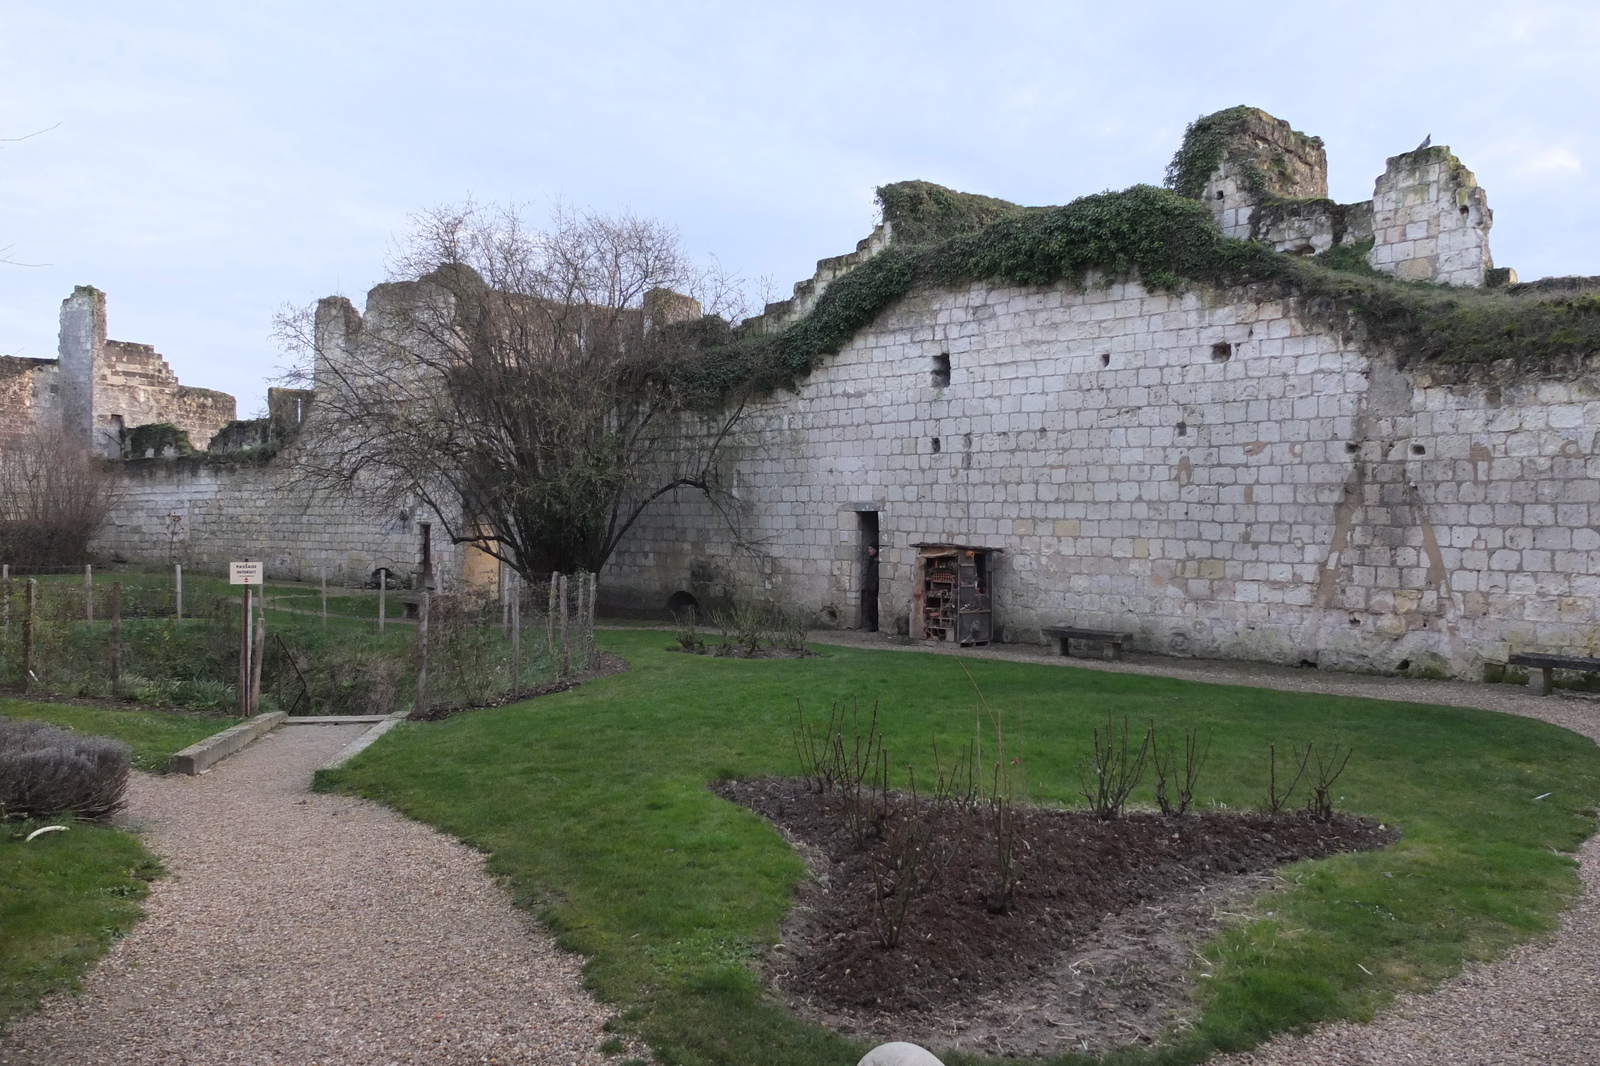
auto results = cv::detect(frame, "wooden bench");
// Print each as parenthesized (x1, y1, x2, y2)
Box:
(1508, 652, 1600, 696)
(1042, 626, 1132, 661)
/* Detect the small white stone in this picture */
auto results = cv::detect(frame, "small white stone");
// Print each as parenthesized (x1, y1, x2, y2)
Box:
(857, 1042, 946, 1066)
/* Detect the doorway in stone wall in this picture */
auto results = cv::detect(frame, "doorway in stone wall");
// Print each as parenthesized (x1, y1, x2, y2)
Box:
(857, 511, 880, 632)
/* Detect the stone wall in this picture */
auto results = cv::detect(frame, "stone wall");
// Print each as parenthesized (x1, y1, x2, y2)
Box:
(1369, 146, 1493, 286)
(1, 287, 239, 458)
(0, 357, 60, 448)
(604, 274, 1600, 678)
(95, 450, 462, 586)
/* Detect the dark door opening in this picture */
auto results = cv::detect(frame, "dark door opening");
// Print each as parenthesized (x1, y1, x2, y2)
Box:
(858, 511, 880, 632)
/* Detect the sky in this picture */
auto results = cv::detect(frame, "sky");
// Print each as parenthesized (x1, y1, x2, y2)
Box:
(2, 1, 1597, 410)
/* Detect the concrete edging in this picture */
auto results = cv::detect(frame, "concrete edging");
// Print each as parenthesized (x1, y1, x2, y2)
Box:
(169, 711, 287, 775)
(317, 711, 410, 774)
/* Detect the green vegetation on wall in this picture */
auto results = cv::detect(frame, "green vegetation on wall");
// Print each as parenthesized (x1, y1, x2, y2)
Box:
(1163, 104, 1261, 199)
(875, 180, 1026, 246)
(679, 179, 1600, 409)
(124, 423, 194, 459)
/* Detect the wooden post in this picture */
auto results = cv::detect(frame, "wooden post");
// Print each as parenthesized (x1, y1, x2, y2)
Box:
(559, 574, 570, 679)
(3, 564, 10, 637)
(174, 563, 183, 620)
(589, 574, 599, 664)
(510, 570, 521, 697)
(22, 579, 35, 692)
(320, 570, 328, 628)
(582, 573, 595, 665)
(501, 562, 511, 638)
(239, 585, 252, 717)
(250, 599, 266, 715)
(415, 590, 430, 717)
(547, 572, 558, 662)
(109, 581, 122, 697)
(378, 573, 387, 633)
(85, 564, 93, 625)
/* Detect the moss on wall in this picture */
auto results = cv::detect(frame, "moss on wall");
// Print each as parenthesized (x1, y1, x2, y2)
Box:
(678, 182, 1600, 409)
(876, 180, 1026, 246)
(124, 422, 194, 459)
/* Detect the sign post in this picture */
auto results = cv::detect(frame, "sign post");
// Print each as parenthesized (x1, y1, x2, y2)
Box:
(230, 562, 264, 717)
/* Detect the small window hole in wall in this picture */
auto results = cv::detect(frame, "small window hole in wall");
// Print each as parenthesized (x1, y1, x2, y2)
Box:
(932, 352, 951, 387)
(1349, 615, 1362, 626)
(1216, 190, 1225, 200)
(1100, 352, 1111, 367)
(1397, 658, 1412, 672)
(1210, 342, 1233, 362)
(1176, 421, 1188, 436)
(1345, 441, 1360, 454)
(1411, 444, 1427, 456)
(931, 437, 941, 453)
(1460, 205, 1471, 216)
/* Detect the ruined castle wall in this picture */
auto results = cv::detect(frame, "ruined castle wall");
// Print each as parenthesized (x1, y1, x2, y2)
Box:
(605, 276, 1600, 678)
(0, 357, 61, 447)
(1368, 147, 1493, 287)
(98, 341, 238, 453)
(93, 455, 462, 586)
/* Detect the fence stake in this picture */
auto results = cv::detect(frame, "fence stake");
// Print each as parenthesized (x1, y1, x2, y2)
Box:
(321, 569, 328, 629)
(250, 599, 266, 715)
(415, 589, 430, 717)
(547, 571, 558, 661)
(3, 565, 10, 636)
(589, 574, 599, 664)
(378, 573, 386, 633)
(559, 573, 570, 679)
(239, 586, 252, 717)
(109, 581, 123, 697)
(85, 564, 94, 625)
(510, 570, 522, 697)
(22, 579, 35, 693)
(175, 563, 183, 620)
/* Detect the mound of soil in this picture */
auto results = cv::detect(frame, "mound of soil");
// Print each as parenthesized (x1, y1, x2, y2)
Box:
(715, 777, 1396, 1058)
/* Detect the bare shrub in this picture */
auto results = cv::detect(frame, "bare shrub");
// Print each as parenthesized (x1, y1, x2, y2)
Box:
(792, 699, 889, 849)
(1265, 742, 1312, 816)
(1079, 715, 1152, 821)
(673, 606, 702, 652)
(870, 738, 974, 948)
(1153, 724, 1213, 817)
(0, 423, 119, 567)
(1307, 743, 1353, 822)
(0, 717, 130, 820)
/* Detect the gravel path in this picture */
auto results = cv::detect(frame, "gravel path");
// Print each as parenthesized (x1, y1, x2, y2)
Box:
(811, 631, 1600, 1064)
(0, 724, 618, 1066)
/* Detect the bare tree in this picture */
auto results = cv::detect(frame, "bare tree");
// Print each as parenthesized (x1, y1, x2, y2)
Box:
(279, 201, 753, 576)
(0, 422, 119, 567)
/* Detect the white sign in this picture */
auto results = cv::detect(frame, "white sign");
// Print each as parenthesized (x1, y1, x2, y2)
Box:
(229, 561, 264, 586)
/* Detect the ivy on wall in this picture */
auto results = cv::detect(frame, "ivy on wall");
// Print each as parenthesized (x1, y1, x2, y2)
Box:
(676, 180, 1600, 410)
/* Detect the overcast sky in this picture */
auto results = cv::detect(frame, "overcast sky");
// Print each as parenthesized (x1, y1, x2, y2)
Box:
(3, 1, 1597, 409)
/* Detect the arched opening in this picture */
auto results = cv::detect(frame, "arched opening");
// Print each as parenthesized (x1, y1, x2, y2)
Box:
(666, 590, 700, 618)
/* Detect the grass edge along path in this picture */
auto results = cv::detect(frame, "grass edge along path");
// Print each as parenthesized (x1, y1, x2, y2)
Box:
(317, 631, 1600, 1066)
(0, 701, 232, 1031)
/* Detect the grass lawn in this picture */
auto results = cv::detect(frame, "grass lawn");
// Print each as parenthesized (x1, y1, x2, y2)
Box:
(0, 700, 232, 1030)
(318, 631, 1600, 1066)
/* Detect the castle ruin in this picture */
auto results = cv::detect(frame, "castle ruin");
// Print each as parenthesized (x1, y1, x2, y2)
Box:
(26, 106, 1600, 680)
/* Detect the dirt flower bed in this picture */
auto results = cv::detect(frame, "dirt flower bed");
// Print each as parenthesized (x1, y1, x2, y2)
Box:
(715, 777, 1396, 1056)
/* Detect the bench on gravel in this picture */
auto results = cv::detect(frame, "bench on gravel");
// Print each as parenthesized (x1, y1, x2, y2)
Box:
(1042, 626, 1132, 661)
(1508, 652, 1600, 696)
